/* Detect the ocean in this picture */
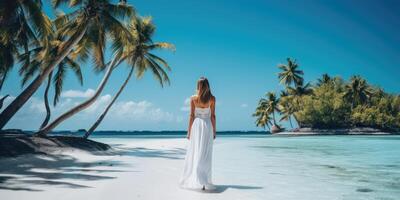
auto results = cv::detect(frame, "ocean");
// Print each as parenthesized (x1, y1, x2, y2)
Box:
(92, 133, 400, 200)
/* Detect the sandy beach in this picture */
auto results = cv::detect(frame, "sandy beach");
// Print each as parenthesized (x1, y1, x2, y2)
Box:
(1, 135, 399, 200)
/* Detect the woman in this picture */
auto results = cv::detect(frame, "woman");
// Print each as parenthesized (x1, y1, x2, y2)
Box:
(180, 77, 216, 191)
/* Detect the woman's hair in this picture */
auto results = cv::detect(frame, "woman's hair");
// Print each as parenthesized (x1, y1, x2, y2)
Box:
(197, 77, 213, 104)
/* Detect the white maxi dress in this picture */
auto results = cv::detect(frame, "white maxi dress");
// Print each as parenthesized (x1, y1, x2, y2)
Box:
(180, 107, 215, 190)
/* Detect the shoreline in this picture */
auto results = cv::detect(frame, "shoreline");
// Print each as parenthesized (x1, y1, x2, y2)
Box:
(277, 127, 400, 136)
(1, 135, 399, 199)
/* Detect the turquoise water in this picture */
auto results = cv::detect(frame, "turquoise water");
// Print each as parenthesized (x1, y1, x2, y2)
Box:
(93, 134, 400, 200)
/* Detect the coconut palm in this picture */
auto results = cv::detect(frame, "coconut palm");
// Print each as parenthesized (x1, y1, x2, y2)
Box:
(278, 58, 304, 87)
(287, 82, 313, 97)
(36, 51, 121, 136)
(317, 73, 331, 86)
(36, 16, 172, 136)
(280, 90, 288, 98)
(20, 56, 82, 129)
(279, 99, 295, 128)
(0, 0, 52, 92)
(18, 24, 84, 129)
(264, 92, 280, 126)
(83, 17, 174, 138)
(0, 0, 134, 129)
(344, 75, 372, 109)
(253, 108, 272, 131)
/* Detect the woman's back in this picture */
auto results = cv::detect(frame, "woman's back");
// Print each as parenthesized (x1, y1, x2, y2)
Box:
(191, 95, 214, 119)
(180, 77, 216, 191)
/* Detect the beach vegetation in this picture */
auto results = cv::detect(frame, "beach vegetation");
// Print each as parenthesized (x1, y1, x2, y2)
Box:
(254, 58, 400, 132)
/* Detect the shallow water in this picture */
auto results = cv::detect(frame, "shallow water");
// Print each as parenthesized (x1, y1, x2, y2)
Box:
(93, 134, 400, 200)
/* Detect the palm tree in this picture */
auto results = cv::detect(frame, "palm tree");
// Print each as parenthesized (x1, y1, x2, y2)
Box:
(0, 95, 9, 110)
(253, 105, 272, 131)
(278, 58, 304, 87)
(37, 16, 172, 136)
(280, 90, 288, 98)
(83, 17, 174, 138)
(18, 28, 83, 129)
(285, 82, 312, 128)
(263, 92, 280, 126)
(0, 0, 134, 129)
(279, 100, 295, 128)
(344, 75, 372, 109)
(0, 0, 52, 93)
(317, 73, 331, 86)
(287, 82, 313, 97)
(371, 86, 386, 99)
(23, 60, 82, 129)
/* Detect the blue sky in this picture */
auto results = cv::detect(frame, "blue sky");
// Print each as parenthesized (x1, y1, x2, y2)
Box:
(2, 0, 400, 131)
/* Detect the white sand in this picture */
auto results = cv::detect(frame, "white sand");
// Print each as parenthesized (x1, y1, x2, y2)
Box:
(0, 138, 266, 200)
(2, 136, 399, 200)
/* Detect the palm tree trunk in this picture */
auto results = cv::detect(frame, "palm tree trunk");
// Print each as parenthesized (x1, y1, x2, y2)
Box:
(0, 71, 8, 92)
(292, 113, 301, 128)
(289, 115, 293, 128)
(35, 54, 120, 136)
(39, 72, 52, 129)
(84, 66, 134, 139)
(0, 25, 88, 129)
(272, 112, 277, 125)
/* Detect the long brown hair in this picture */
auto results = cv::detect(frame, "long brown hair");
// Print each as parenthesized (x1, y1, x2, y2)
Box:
(197, 77, 213, 104)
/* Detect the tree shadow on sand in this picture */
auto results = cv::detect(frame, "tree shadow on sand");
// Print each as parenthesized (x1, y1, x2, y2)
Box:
(114, 146, 186, 160)
(0, 153, 131, 191)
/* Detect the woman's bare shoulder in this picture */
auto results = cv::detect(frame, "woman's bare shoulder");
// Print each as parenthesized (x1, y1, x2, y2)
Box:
(211, 95, 216, 101)
(190, 95, 198, 103)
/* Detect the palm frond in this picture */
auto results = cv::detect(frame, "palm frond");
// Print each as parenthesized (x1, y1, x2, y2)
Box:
(65, 57, 83, 85)
(53, 62, 66, 106)
(105, 3, 135, 20)
(147, 56, 170, 86)
(147, 53, 171, 71)
(22, 0, 53, 39)
(145, 59, 164, 87)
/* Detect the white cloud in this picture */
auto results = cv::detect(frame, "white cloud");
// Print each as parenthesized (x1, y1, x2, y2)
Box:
(84, 94, 112, 114)
(61, 89, 95, 98)
(240, 103, 248, 108)
(110, 100, 174, 122)
(3, 93, 177, 130)
(180, 97, 191, 112)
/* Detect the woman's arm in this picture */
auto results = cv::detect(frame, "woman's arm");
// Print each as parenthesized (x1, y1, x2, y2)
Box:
(187, 97, 195, 139)
(211, 97, 216, 139)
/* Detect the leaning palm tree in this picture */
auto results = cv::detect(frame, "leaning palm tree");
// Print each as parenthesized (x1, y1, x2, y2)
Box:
(344, 75, 372, 109)
(0, 0, 134, 129)
(279, 99, 295, 128)
(285, 82, 312, 129)
(253, 103, 272, 131)
(83, 17, 174, 138)
(0, 0, 52, 92)
(19, 42, 83, 129)
(264, 92, 280, 126)
(278, 58, 304, 87)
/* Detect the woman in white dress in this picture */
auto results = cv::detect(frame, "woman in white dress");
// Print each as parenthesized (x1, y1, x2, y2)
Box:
(180, 77, 216, 191)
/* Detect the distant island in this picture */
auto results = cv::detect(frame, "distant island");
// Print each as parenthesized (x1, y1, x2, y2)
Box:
(254, 58, 400, 134)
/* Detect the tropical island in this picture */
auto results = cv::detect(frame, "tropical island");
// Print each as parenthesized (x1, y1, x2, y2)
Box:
(1, 1, 400, 200)
(254, 58, 400, 134)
